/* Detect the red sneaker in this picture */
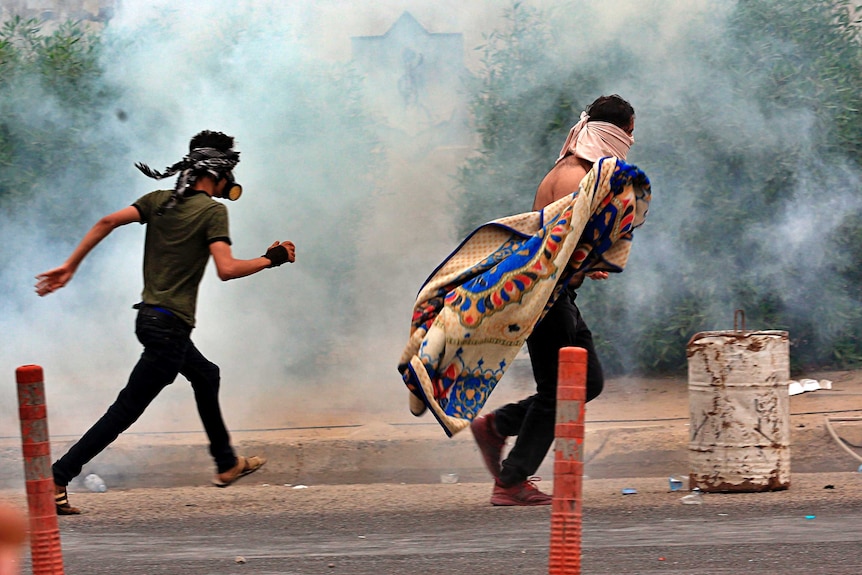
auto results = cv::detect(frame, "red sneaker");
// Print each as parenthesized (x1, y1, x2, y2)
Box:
(490, 478, 552, 506)
(470, 413, 506, 479)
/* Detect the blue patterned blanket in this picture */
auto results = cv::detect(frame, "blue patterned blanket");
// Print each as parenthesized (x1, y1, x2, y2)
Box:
(398, 157, 650, 436)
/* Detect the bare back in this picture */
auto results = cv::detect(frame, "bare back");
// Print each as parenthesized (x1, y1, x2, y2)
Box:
(532, 155, 593, 211)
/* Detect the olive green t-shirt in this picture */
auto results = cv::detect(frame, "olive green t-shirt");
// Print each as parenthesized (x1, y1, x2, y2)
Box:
(133, 189, 231, 327)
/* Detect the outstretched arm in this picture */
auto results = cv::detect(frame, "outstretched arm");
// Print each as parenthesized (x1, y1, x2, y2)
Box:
(210, 240, 296, 281)
(35, 206, 141, 296)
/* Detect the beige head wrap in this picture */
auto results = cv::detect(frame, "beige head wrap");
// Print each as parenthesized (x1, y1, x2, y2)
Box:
(556, 111, 634, 164)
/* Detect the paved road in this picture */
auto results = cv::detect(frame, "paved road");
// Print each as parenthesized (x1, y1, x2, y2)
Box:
(8, 472, 862, 575)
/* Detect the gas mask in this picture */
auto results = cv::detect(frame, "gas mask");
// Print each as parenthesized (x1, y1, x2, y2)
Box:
(218, 171, 242, 201)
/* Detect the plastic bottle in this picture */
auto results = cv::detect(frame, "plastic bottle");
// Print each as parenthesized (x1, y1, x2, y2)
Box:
(680, 488, 703, 505)
(83, 473, 107, 493)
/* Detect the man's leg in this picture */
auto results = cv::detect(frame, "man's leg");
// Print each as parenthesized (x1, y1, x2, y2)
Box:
(470, 394, 533, 480)
(575, 305, 605, 403)
(498, 294, 595, 487)
(181, 342, 266, 487)
(180, 343, 236, 473)
(476, 291, 603, 505)
(52, 310, 188, 487)
(472, 298, 570, 492)
(477, 299, 570, 506)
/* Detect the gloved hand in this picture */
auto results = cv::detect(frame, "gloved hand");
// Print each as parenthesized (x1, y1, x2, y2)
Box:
(262, 240, 296, 267)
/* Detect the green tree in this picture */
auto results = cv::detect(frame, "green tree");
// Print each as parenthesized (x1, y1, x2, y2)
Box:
(456, 0, 862, 375)
(454, 2, 611, 235)
(730, 0, 862, 165)
(675, 0, 862, 371)
(0, 17, 118, 232)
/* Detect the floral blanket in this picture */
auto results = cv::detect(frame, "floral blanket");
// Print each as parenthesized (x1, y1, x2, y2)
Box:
(398, 157, 651, 436)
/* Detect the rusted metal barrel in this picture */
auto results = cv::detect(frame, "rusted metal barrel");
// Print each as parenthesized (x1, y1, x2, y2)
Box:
(687, 327, 791, 492)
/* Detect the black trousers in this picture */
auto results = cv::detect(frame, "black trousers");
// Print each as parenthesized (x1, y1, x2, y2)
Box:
(494, 290, 604, 486)
(52, 307, 237, 486)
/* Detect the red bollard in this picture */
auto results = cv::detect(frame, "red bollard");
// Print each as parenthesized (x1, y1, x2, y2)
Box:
(16, 365, 65, 575)
(548, 347, 587, 575)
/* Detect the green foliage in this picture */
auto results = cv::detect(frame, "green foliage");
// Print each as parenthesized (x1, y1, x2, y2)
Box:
(0, 16, 117, 234)
(719, 0, 862, 369)
(457, 0, 862, 375)
(730, 0, 862, 165)
(454, 2, 607, 235)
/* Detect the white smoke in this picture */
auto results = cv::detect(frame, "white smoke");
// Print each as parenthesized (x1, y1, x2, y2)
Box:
(1, 0, 857, 448)
(0, 0, 520, 439)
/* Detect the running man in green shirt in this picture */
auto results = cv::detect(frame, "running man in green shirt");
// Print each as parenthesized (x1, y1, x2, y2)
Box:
(36, 130, 295, 514)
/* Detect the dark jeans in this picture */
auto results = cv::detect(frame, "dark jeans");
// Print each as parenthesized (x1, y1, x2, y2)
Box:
(53, 307, 237, 486)
(494, 290, 603, 486)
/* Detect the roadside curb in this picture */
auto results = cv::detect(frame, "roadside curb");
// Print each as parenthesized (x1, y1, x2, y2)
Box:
(1, 416, 858, 491)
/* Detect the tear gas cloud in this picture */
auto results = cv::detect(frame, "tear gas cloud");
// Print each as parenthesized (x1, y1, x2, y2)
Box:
(1, 0, 858, 441)
(0, 0, 527, 438)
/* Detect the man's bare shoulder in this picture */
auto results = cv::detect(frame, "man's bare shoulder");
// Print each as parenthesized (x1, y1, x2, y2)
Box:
(533, 156, 591, 210)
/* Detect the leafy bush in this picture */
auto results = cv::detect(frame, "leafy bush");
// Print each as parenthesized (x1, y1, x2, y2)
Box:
(454, 2, 609, 235)
(456, 0, 862, 375)
(0, 16, 118, 233)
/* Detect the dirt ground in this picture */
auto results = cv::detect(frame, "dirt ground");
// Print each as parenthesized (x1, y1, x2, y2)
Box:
(3, 366, 862, 575)
(2, 471, 862, 525)
(2, 364, 861, 490)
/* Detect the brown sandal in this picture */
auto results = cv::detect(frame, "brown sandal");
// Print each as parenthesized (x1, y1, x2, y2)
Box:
(212, 455, 267, 487)
(55, 484, 81, 515)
